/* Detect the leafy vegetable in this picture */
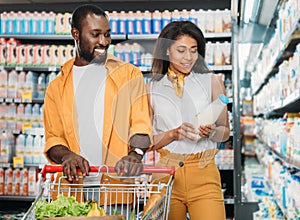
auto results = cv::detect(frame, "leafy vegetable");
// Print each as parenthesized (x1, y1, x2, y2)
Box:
(35, 195, 92, 219)
(129, 208, 136, 220)
(113, 209, 118, 215)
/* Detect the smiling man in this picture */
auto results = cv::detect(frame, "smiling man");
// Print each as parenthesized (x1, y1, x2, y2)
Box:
(43, 4, 152, 184)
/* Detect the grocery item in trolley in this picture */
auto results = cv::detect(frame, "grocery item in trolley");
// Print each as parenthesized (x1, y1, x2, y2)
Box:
(22, 164, 174, 220)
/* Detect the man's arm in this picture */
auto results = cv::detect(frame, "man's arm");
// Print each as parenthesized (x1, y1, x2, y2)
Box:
(115, 68, 152, 176)
(44, 83, 89, 182)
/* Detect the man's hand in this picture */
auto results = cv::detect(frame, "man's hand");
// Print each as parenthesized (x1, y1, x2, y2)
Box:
(61, 151, 90, 182)
(115, 152, 143, 176)
(47, 145, 90, 182)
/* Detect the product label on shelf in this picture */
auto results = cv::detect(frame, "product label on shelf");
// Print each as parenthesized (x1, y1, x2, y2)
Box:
(22, 123, 32, 134)
(15, 66, 24, 71)
(48, 66, 58, 72)
(13, 156, 24, 168)
(22, 91, 32, 103)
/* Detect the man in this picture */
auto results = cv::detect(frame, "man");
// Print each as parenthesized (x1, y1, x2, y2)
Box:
(43, 4, 152, 183)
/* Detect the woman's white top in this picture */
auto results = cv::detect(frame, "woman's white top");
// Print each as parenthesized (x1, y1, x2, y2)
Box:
(150, 72, 216, 154)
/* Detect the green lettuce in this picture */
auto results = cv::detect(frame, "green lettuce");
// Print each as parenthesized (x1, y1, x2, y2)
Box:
(35, 195, 92, 219)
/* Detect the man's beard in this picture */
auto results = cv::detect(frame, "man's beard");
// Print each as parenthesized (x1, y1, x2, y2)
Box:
(79, 49, 107, 64)
(77, 40, 108, 64)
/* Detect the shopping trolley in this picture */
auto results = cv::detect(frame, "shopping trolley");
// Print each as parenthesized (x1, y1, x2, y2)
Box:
(22, 164, 175, 220)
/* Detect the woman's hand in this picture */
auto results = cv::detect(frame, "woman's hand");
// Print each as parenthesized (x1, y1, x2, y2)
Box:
(171, 122, 199, 141)
(198, 124, 216, 139)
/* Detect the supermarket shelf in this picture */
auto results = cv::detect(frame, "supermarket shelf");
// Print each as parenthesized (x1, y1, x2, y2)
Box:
(256, 146, 299, 219)
(139, 65, 232, 73)
(0, 163, 45, 169)
(252, 17, 300, 96)
(0, 195, 35, 202)
(0, 33, 231, 41)
(138, 66, 151, 72)
(1, 64, 232, 73)
(116, 32, 232, 40)
(0, 129, 21, 135)
(1, 65, 60, 72)
(204, 32, 232, 38)
(224, 198, 234, 204)
(264, 89, 300, 118)
(218, 164, 234, 170)
(127, 34, 158, 40)
(209, 65, 232, 71)
(261, 141, 300, 170)
(0, 97, 44, 104)
(0, 34, 126, 40)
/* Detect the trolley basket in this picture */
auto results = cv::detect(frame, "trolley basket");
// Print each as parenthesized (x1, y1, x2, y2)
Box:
(22, 164, 175, 220)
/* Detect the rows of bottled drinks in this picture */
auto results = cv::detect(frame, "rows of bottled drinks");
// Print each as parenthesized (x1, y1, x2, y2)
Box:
(0, 9, 231, 35)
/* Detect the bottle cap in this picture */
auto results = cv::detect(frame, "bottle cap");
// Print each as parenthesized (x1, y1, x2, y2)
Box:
(219, 94, 229, 104)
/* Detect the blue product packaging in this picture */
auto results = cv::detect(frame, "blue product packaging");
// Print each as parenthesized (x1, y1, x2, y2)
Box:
(0, 12, 8, 34)
(38, 12, 47, 35)
(151, 10, 162, 34)
(14, 11, 23, 34)
(126, 11, 134, 35)
(109, 11, 118, 35)
(118, 11, 126, 34)
(6, 11, 14, 35)
(142, 11, 152, 34)
(46, 12, 56, 34)
(30, 12, 39, 35)
(134, 11, 143, 34)
(22, 11, 31, 35)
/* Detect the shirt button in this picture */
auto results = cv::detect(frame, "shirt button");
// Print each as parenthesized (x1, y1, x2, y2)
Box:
(179, 161, 184, 167)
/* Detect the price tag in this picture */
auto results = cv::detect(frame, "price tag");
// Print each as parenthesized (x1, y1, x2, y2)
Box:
(48, 66, 58, 71)
(14, 98, 22, 103)
(22, 92, 32, 103)
(22, 123, 32, 134)
(13, 156, 24, 168)
(5, 97, 13, 103)
(15, 66, 24, 71)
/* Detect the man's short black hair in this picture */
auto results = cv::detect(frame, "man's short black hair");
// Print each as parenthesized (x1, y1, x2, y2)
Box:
(71, 4, 107, 31)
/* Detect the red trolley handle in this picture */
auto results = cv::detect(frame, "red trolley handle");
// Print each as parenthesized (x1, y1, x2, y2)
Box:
(40, 164, 175, 178)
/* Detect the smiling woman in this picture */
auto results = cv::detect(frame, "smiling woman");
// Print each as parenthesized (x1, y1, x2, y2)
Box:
(148, 20, 230, 220)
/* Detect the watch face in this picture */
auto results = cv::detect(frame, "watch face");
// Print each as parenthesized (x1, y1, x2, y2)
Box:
(135, 148, 144, 156)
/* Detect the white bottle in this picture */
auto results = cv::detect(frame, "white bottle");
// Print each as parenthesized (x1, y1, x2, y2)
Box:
(7, 70, 18, 98)
(189, 94, 229, 140)
(33, 135, 42, 164)
(196, 94, 229, 126)
(15, 134, 25, 158)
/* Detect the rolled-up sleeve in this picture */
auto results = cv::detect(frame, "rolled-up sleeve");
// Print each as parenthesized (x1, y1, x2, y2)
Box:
(43, 83, 69, 163)
(128, 67, 153, 148)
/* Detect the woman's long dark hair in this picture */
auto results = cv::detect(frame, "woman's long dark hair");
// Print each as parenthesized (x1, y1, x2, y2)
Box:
(151, 20, 210, 80)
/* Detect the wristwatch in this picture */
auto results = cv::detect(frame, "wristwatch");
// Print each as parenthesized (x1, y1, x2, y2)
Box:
(130, 148, 145, 158)
(132, 148, 144, 157)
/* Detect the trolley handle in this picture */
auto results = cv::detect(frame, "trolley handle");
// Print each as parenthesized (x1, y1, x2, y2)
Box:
(40, 164, 175, 178)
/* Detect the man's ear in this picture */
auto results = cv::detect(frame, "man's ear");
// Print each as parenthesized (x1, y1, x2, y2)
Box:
(71, 28, 79, 41)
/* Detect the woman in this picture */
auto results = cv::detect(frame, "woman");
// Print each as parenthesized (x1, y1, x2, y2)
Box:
(148, 21, 230, 220)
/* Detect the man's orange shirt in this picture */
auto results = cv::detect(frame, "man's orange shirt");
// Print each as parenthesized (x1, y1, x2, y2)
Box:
(43, 54, 152, 166)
